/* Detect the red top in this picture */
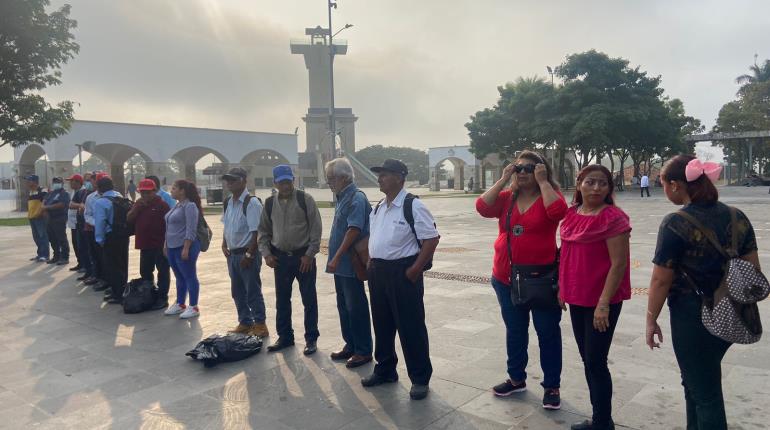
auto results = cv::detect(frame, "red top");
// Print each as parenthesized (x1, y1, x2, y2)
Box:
(559, 205, 632, 307)
(476, 190, 567, 285)
(133, 196, 170, 250)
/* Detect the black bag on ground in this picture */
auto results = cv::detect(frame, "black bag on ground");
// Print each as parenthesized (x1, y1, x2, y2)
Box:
(122, 278, 157, 314)
(186, 333, 263, 368)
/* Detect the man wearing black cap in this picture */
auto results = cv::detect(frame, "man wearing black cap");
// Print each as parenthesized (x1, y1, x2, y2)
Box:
(221, 167, 269, 338)
(362, 159, 440, 400)
(43, 177, 71, 265)
(25, 175, 49, 262)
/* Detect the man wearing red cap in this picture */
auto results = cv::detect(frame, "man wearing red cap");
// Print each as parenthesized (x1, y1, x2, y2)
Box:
(127, 178, 171, 309)
(66, 174, 86, 272)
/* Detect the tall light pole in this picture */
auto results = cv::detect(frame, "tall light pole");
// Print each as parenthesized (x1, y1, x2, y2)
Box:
(546, 66, 555, 86)
(75, 143, 83, 175)
(326, 0, 353, 161)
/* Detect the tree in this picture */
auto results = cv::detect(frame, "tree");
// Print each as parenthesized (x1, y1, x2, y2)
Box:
(735, 59, 770, 95)
(354, 145, 429, 184)
(0, 0, 79, 148)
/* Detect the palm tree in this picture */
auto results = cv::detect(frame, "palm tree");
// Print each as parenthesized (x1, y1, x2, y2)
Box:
(735, 58, 770, 94)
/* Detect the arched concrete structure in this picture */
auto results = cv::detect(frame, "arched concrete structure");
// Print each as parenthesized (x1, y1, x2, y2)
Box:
(428, 146, 480, 191)
(240, 149, 292, 188)
(13, 120, 298, 210)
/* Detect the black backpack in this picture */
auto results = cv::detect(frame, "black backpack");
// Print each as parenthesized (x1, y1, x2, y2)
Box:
(122, 278, 157, 314)
(106, 196, 134, 237)
(374, 193, 435, 271)
(264, 190, 308, 224)
(223, 194, 264, 217)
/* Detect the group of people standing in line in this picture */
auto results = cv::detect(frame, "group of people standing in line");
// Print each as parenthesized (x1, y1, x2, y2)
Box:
(25, 148, 759, 428)
(478, 150, 759, 430)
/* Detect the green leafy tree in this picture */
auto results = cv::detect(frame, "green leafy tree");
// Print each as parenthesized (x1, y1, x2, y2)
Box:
(354, 145, 429, 184)
(0, 0, 79, 148)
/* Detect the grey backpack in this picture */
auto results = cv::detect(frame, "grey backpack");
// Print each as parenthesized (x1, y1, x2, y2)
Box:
(678, 207, 770, 344)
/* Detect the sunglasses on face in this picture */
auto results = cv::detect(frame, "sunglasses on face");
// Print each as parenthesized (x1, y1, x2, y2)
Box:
(582, 178, 609, 188)
(513, 163, 536, 174)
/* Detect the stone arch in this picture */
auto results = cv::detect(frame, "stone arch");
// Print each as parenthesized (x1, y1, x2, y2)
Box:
(431, 156, 467, 191)
(171, 146, 231, 183)
(240, 149, 292, 188)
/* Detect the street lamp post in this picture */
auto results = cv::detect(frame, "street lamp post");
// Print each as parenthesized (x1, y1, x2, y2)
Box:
(326, 0, 353, 161)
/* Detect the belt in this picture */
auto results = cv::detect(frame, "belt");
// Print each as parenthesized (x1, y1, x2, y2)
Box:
(370, 255, 418, 266)
(230, 247, 248, 255)
(270, 245, 308, 257)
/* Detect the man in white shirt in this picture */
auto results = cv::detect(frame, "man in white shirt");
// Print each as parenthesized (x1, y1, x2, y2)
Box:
(640, 173, 650, 198)
(221, 167, 269, 338)
(362, 159, 440, 401)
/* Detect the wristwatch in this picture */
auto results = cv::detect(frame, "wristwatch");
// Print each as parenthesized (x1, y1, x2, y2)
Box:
(245, 252, 254, 259)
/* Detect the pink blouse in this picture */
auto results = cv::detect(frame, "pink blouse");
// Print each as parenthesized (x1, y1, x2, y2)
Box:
(559, 205, 632, 307)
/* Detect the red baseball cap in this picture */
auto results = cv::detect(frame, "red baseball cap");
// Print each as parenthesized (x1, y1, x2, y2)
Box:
(137, 178, 156, 191)
(65, 174, 84, 182)
(95, 172, 110, 182)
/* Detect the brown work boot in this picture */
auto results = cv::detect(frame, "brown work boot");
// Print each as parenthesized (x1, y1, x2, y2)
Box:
(229, 323, 251, 334)
(248, 323, 270, 338)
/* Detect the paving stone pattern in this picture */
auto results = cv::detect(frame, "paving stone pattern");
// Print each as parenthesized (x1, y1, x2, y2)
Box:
(0, 187, 769, 429)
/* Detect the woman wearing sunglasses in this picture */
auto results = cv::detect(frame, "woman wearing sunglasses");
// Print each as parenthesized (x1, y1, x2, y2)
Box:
(476, 150, 567, 410)
(560, 164, 631, 430)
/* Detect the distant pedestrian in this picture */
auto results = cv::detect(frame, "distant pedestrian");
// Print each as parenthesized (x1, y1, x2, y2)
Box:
(560, 164, 631, 430)
(640, 173, 650, 197)
(362, 159, 439, 401)
(325, 158, 373, 369)
(25, 175, 49, 262)
(646, 156, 759, 429)
(127, 178, 171, 310)
(258, 165, 323, 355)
(163, 179, 202, 319)
(66, 174, 86, 272)
(220, 167, 268, 337)
(43, 177, 71, 265)
(127, 179, 137, 201)
(93, 176, 129, 304)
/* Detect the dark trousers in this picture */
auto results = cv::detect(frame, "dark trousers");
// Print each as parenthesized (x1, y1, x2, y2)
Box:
(47, 218, 69, 260)
(86, 229, 104, 280)
(79, 228, 94, 276)
(368, 257, 432, 385)
(101, 233, 129, 298)
(669, 293, 731, 430)
(570, 303, 623, 428)
(491, 277, 562, 388)
(30, 218, 49, 259)
(273, 251, 319, 342)
(139, 248, 171, 300)
(334, 274, 373, 356)
(71, 229, 82, 265)
(228, 252, 266, 325)
(641, 186, 650, 197)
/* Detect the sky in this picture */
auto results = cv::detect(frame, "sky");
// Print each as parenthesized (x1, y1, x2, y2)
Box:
(3, 0, 769, 163)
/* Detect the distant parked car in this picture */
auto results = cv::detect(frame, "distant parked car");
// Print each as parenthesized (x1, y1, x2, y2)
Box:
(741, 175, 770, 186)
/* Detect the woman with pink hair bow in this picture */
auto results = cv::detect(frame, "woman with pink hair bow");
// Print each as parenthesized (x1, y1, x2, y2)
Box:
(645, 155, 761, 429)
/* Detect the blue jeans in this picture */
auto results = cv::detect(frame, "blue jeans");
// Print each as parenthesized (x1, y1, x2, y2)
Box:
(334, 274, 373, 356)
(491, 277, 562, 388)
(30, 218, 49, 259)
(167, 240, 201, 306)
(227, 252, 267, 325)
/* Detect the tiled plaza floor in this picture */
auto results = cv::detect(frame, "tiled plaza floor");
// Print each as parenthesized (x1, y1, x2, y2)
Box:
(1, 186, 769, 429)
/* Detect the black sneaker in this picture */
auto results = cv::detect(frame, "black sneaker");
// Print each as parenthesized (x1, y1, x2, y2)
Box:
(56, 259, 69, 266)
(361, 372, 398, 387)
(570, 419, 615, 430)
(267, 337, 295, 352)
(543, 388, 561, 410)
(492, 379, 526, 397)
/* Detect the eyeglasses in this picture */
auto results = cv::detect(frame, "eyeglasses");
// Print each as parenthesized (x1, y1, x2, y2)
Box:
(582, 178, 609, 188)
(513, 163, 536, 174)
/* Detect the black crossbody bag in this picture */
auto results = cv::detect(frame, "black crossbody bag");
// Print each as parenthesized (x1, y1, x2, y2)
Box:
(506, 197, 560, 309)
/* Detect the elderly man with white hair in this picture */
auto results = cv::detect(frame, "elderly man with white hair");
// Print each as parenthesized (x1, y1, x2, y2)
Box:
(325, 157, 374, 368)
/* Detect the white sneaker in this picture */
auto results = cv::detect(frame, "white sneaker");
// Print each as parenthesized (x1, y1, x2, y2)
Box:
(180, 306, 199, 319)
(164, 303, 186, 316)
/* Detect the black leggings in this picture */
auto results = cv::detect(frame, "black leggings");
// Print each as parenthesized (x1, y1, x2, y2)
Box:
(570, 303, 623, 429)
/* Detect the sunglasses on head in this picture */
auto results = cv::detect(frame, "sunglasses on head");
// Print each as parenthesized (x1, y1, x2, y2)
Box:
(513, 163, 536, 174)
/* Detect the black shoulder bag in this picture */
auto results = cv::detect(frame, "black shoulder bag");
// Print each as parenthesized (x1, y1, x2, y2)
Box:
(506, 197, 560, 309)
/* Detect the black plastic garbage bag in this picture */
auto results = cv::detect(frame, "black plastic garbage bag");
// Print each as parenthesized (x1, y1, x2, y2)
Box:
(186, 333, 263, 368)
(122, 278, 157, 314)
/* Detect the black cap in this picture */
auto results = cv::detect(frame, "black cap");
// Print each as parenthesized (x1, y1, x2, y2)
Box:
(52, 177, 63, 183)
(370, 159, 408, 177)
(221, 167, 248, 181)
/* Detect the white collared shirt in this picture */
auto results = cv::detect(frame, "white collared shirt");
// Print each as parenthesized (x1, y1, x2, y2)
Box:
(368, 188, 439, 260)
(221, 191, 263, 250)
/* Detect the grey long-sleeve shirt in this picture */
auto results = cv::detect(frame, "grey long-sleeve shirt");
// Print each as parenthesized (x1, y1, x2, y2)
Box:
(258, 189, 322, 258)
